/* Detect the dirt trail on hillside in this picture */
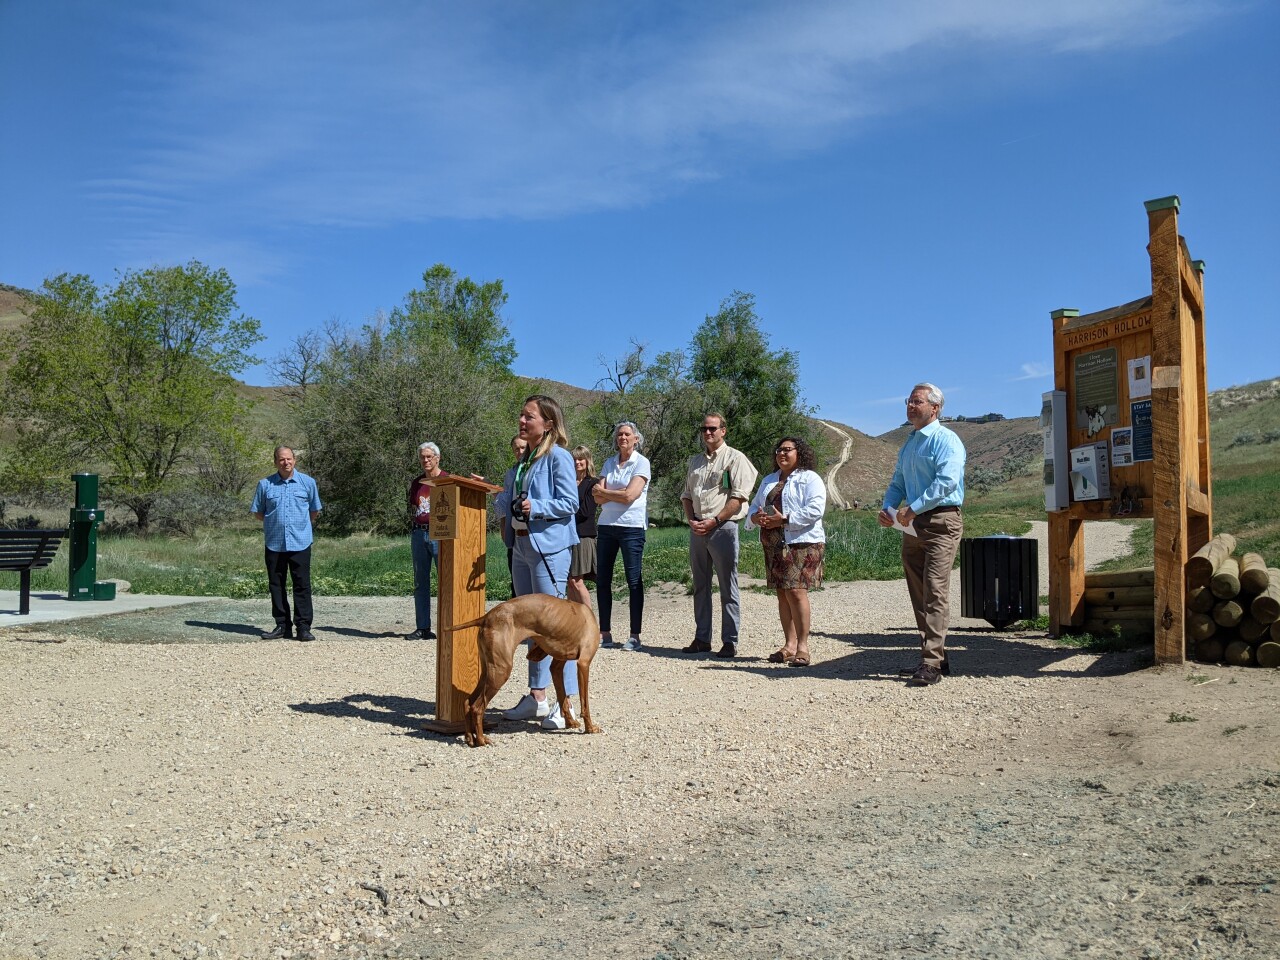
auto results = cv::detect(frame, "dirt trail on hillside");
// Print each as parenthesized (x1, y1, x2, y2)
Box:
(817, 419, 853, 509)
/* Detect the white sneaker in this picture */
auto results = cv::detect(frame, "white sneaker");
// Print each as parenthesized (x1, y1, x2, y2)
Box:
(503, 694, 550, 721)
(540, 700, 576, 730)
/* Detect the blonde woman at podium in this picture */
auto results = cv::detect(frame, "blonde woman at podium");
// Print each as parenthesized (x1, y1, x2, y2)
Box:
(496, 395, 582, 731)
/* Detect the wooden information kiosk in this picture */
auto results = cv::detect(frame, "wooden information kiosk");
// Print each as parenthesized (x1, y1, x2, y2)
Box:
(1047, 196, 1211, 664)
(422, 474, 503, 734)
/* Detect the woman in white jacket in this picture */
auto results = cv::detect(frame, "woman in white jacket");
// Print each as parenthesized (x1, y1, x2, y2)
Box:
(746, 436, 826, 666)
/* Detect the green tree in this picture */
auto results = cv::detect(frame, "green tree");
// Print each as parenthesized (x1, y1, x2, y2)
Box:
(584, 344, 703, 521)
(690, 292, 812, 464)
(1, 262, 262, 532)
(586, 292, 817, 520)
(388, 263, 516, 371)
(299, 267, 522, 532)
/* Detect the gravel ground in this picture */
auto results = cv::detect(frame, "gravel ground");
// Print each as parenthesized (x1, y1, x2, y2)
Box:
(1, 521, 1276, 960)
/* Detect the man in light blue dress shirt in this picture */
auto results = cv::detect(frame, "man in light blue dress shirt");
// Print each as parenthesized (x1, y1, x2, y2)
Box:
(252, 446, 322, 641)
(879, 383, 966, 686)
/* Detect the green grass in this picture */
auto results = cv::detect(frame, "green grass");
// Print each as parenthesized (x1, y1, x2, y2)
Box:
(594, 513, 908, 598)
(20, 503, 1034, 601)
(1094, 520, 1153, 572)
(1092, 463, 1280, 574)
(1016, 613, 1051, 630)
(1208, 464, 1280, 559)
(1053, 626, 1148, 654)
(26, 529, 423, 599)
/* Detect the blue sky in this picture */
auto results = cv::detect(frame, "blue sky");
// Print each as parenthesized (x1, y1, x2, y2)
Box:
(2, 0, 1276, 435)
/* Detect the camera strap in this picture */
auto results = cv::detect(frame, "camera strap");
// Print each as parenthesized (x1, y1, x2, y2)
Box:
(511, 449, 566, 599)
(510, 451, 533, 533)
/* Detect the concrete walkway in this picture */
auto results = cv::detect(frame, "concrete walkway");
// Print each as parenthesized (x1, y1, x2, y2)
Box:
(0, 589, 203, 627)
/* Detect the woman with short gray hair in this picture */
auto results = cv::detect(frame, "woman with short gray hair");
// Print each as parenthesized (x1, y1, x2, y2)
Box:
(592, 421, 652, 651)
(406, 441, 446, 640)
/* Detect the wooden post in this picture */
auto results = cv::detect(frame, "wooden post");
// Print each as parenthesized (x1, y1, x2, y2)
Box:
(421, 474, 502, 734)
(1145, 195, 1209, 663)
(1048, 308, 1084, 636)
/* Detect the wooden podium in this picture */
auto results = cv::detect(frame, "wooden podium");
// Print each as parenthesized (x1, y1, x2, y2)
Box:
(421, 473, 503, 734)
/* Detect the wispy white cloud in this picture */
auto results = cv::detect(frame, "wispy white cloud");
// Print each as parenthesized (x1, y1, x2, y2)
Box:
(92, 0, 1226, 241)
(107, 228, 291, 289)
(1013, 361, 1052, 381)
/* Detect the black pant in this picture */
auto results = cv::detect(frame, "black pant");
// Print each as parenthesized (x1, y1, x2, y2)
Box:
(597, 524, 646, 635)
(265, 546, 313, 630)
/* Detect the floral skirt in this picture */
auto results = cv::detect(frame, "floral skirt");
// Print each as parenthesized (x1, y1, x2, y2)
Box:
(764, 540, 825, 590)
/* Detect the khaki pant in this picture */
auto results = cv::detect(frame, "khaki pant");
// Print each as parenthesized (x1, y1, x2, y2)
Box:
(901, 508, 963, 668)
(689, 522, 741, 647)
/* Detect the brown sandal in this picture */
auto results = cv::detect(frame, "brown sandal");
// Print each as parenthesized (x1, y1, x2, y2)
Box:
(767, 648, 795, 663)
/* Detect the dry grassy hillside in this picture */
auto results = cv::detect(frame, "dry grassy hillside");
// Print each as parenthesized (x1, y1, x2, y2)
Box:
(520, 377, 602, 414)
(815, 419, 898, 505)
(0, 284, 33, 333)
(878, 415, 1041, 473)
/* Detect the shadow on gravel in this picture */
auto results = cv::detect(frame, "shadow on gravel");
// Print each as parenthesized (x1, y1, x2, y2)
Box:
(289, 692, 436, 732)
(318, 624, 398, 639)
(729, 626, 1152, 682)
(185, 619, 262, 637)
(617, 645, 725, 662)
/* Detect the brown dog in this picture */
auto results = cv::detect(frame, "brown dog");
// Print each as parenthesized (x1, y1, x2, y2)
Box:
(445, 594, 602, 747)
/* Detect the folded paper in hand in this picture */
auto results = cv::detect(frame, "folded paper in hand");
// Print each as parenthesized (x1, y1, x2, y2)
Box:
(891, 513, 917, 537)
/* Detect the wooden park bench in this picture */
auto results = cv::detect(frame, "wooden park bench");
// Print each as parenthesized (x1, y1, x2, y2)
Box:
(0, 529, 67, 615)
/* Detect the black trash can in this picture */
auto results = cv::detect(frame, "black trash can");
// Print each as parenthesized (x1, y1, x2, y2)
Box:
(960, 535, 1039, 630)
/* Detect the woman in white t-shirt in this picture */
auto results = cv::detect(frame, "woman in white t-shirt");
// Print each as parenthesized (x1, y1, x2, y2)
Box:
(592, 421, 652, 651)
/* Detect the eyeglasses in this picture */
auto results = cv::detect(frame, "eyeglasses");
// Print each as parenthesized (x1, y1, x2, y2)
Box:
(775, 446, 797, 454)
(701, 425, 722, 433)
(906, 398, 934, 407)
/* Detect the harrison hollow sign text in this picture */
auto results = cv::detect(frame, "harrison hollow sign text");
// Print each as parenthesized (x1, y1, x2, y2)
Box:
(1061, 311, 1152, 349)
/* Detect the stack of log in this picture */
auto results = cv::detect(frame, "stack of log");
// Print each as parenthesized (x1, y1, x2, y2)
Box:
(1083, 569, 1155, 640)
(1186, 533, 1280, 667)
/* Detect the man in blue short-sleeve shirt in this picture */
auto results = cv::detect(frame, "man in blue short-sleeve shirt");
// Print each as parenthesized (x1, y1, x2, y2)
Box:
(252, 446, 322, 641)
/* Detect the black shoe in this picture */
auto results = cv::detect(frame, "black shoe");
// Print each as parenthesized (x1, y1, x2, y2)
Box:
(715, 644, 737, 659)
(405, 629, 436, 641)
(261, 626, 292, 640)
(898, 659, 950, 677)
(906, 664, 943, 687)
(682, 640, 713, 654)
(296, 629, 316, 642)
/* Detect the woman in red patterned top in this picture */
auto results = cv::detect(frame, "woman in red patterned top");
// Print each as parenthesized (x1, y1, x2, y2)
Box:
(406, 441, 447, 640)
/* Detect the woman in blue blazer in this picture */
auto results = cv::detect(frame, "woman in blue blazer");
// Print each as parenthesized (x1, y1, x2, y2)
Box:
(496, 394, 582, 730)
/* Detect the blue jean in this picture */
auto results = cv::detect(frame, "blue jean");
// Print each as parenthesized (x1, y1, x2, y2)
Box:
(410, 528, 439, 632)
(512, 538, 578, 695)
(597, 524, 645, 636)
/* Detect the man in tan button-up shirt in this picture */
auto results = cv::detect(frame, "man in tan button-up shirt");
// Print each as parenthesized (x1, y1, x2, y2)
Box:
(680, 413, 759, 657)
